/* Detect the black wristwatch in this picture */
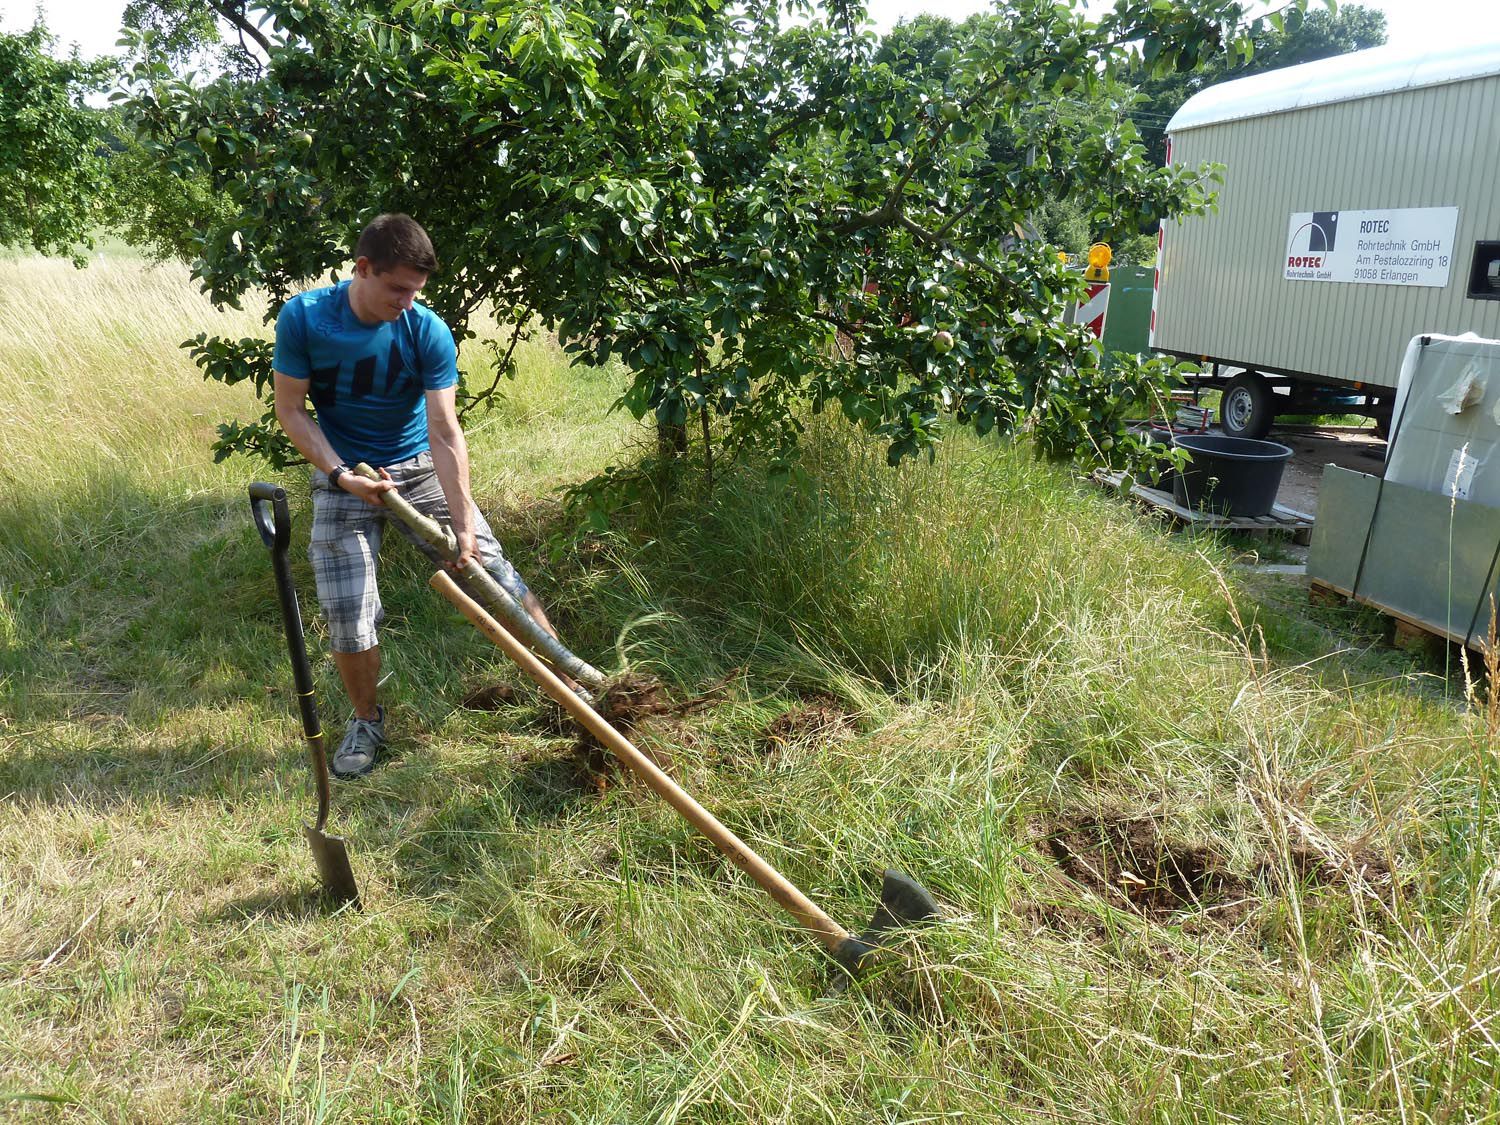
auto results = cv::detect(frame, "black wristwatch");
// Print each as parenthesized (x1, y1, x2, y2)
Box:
(327, 463, 350, 490)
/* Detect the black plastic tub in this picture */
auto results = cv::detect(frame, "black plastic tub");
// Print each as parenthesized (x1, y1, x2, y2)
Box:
(1171, 433, 1293, 517)
(1139, 427, 1177, 490)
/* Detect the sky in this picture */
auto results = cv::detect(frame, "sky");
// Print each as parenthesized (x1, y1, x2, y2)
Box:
(2, 0, 1496, 59)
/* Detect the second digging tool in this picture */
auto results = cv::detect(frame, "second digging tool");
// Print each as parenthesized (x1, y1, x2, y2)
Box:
(429, 569, 941, 976)
(350, 462, 605, 693)
(249, 483, 360, 908)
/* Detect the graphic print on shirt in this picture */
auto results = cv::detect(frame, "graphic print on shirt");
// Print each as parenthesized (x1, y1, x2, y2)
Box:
(308, 340, 415, 408)
(384, 340, 406, 394)
(352, 354, 376, 399)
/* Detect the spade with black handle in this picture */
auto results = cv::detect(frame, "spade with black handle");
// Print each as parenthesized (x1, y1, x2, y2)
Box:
(249, 483, 360, 908)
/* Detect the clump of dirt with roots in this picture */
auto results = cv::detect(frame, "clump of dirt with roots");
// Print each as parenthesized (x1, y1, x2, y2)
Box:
(756, 694, 855, 759)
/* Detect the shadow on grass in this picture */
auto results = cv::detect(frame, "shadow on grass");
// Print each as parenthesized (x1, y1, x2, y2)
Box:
(209, 885, 353, 924)
(342, 750, 608, 913)
(0, 471, 574, 797)
(1, 470, 325, 721)
(500, 753, 603, 822)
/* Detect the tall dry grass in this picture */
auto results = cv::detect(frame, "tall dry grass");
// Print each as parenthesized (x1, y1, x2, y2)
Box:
(0, 253, 264, 573)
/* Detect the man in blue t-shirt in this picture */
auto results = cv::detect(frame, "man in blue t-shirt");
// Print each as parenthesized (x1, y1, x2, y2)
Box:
(273, 213, 571, 779)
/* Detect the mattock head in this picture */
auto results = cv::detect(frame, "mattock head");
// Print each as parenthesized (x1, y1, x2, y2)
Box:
(831, 869, 943, 978)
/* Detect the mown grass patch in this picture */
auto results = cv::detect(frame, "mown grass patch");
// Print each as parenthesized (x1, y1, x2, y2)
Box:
(3, 254, 1499, 1121)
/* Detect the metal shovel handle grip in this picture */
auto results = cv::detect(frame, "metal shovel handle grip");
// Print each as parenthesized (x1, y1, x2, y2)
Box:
(429, 569, 855, 952)
(249, 482, 333, 833)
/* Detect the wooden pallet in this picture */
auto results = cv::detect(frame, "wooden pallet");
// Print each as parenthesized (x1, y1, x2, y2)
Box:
(1093, 470, 1315, 544)
(1308, 577, 1486, 656)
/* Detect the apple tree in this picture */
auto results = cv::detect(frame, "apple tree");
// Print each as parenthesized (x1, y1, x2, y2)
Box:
(117, 0, 1300, 489)
(0, 25, 114, 265)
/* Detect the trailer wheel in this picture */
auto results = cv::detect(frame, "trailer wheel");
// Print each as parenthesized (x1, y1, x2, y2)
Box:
(1220, 371, 1275, 438)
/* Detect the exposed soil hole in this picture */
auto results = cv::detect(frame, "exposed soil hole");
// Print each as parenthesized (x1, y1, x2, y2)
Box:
(1037, 815, 1250, 922)
(461, 683, 520, 711)
(568, 672, 730, 791)
(757, 695, 854, 758)
(1031, 813, 1397, 930)
(593, 672, 683, 730)
(533, 672, 683, 739)
(1275, 841, 1395, 898)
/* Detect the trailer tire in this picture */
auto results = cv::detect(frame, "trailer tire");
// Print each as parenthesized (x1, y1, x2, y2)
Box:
(1220, 371, 1275, 439)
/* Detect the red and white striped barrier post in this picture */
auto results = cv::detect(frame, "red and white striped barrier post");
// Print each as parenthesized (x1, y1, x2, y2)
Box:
(1066, 243, 1112, 341)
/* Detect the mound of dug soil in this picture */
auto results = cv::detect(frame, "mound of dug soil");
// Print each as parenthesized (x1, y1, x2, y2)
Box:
(570, 672, 731, 787)
(757, 694, 855, 758)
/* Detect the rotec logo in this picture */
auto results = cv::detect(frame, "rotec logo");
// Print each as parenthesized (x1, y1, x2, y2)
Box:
(1287, 211, 1339, 269)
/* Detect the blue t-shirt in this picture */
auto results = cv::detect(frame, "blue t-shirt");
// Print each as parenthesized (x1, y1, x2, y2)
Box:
(273, 280, 459, 466)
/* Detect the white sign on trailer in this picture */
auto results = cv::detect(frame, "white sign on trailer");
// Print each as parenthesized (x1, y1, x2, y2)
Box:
(1283, 207, 1459, 287)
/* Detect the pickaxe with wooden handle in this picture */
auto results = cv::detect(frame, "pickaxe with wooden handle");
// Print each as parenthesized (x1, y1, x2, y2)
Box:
(429, 569, 942, 976)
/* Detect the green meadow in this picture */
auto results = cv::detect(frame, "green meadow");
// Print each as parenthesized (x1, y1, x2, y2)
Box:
(2, 250, 1496, 1122)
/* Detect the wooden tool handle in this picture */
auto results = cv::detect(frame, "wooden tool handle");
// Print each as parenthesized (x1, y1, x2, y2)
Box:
(428, 570, 854, 951)
(352, 462, 606, 690)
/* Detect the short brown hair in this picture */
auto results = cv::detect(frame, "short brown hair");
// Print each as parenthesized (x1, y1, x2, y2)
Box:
(354, 213, 439, 274)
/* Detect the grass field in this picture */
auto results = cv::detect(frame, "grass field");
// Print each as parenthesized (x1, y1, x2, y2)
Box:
(3, 251, 1498, 1122)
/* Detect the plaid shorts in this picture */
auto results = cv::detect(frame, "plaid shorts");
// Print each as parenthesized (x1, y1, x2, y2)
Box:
(308, 450, 531, 653)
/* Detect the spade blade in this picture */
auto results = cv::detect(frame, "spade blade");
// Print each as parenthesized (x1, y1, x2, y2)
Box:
(303, 824, 360, 908)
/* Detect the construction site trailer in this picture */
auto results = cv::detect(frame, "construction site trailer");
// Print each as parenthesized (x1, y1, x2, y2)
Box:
(1152, 39, 1500, 438)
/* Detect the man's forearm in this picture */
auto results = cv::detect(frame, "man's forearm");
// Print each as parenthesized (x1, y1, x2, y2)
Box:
(278, 402, 343, 473)
(429, 430, 475, 536)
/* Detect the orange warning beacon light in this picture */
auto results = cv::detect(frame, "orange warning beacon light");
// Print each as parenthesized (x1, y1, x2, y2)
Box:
(1084, 242, 1112, 283)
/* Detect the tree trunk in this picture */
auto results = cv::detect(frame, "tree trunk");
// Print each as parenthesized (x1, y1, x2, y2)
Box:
(700, 404, 713, 496)
(657, 417, 688, 461)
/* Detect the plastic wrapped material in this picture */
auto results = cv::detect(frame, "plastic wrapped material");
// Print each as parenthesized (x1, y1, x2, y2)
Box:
(1385, 334, 1500, 509)
(1436, 364, 1486, 414)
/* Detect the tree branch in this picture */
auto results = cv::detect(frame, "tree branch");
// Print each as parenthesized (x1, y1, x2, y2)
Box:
(934, 197, 980, 240)
(460, 313, 530, 422)
(830, 69, 1009, 236)
(232, 21, 264, 77)
(764, 100, 828, 147)
(803, 307, 866, 337)
(206, 0, 273, 56)
(897, 214, 1006, 282)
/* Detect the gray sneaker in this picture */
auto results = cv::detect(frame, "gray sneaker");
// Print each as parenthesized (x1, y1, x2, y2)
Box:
(332, 707, 386, 780)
